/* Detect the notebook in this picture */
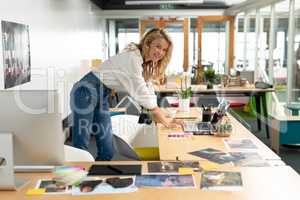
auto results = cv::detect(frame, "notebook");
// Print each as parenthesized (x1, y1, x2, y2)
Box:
(87, 165, 142, 176)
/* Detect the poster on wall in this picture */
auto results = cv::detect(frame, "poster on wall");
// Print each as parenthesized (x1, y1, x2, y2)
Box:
(1, 20, 31, 89)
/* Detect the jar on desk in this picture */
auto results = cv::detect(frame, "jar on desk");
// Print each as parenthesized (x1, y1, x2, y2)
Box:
(213, 117, 233, 137)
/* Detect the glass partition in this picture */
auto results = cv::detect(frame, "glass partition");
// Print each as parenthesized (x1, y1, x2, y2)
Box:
(257, 6, 271, 80)
(235, 13, 245, 72)
(293, 2, 300, 103)
(246, 12, 256, 71)
(273, 0, 290, 102)
(189, 18, 198, 73)
(164, 23, 185, 74)
(202, 21, 226, 74)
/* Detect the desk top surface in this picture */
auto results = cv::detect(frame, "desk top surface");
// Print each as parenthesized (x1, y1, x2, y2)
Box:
(1, 161, 299, 200)
(158, 108, 280, 161)
(154, 84, 275, 93)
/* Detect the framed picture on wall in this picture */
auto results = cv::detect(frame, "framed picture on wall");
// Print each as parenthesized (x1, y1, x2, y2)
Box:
(1, 20, 31, 89)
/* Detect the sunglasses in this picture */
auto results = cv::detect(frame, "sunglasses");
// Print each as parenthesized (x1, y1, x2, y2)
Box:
(79, 177, 133, 191)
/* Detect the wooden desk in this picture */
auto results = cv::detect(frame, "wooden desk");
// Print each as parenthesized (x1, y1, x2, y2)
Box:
(154, 84, 275, 95)
(155, 84, 275, 138)
(158, 108, 280, 161)
(1, 161, 299, 200)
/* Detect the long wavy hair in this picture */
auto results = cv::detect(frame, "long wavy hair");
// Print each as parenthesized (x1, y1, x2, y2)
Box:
(138, 28, 173, 83)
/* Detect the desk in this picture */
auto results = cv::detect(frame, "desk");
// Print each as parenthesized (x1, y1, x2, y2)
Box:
(155, 84, 275, 138)
(158, 108, 280, 161)
(1, 161, 300, 200)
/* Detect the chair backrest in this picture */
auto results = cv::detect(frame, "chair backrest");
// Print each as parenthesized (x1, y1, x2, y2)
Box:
(111, 114, 158, 148)
(64, 145, 95, 162)
(112, 134, 140, 161)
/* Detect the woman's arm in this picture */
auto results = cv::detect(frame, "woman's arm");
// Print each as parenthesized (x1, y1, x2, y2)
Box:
(150, 107, 184, 128)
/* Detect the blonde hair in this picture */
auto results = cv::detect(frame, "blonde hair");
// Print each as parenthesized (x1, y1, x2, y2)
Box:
(138, 28, 173, 83)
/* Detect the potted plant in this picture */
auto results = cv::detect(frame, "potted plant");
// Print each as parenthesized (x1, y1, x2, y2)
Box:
(177, 73, 192, 112)
(204, 66, 216, 89)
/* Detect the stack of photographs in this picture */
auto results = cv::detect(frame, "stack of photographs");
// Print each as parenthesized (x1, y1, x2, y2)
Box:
(189, 148, 269, 167)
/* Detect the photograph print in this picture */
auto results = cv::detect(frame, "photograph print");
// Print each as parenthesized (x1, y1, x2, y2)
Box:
(1, 20, 31, 89)
(147, 161, 200, 173)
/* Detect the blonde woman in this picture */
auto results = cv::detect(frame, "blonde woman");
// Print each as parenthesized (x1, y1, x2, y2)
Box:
(70, 28, 183, 161)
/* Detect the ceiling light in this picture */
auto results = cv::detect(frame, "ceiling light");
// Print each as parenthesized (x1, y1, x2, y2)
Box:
(125, 0, 204, 5)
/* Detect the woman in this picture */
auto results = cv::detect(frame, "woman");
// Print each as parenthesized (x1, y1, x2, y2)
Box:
(70, 28, 183, 161)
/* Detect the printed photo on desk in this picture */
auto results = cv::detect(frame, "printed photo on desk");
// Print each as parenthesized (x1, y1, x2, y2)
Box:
(200, 171, 243, 191)
(229, 152, 270, 167)
(147, 161, 201, 173)
(223, 139, 257, 150)
(36, 179, 71, 194)
(189, 148, 237, 164)
(72, 177, 137, 195)
(135, 175, 195, 188)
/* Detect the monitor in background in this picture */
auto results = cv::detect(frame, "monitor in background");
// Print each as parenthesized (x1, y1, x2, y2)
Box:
(0, 90, 65, 169)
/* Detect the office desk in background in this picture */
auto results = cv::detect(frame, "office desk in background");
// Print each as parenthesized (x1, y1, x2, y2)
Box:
(155, 84, 275, 138)
(1, 161, 300, 200)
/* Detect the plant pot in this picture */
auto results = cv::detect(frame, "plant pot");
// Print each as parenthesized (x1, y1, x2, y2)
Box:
(179, 98, 190, 112)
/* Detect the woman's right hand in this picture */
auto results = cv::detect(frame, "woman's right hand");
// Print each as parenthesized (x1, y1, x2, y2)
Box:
(150, 107, 184, 129)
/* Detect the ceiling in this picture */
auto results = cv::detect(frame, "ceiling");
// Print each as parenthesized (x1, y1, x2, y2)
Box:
(91, 0, 247, 10)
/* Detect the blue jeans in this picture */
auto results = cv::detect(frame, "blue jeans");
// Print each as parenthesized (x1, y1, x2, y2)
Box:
(70, 72, 113, 161)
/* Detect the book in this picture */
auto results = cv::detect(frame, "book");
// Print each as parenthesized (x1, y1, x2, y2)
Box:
(147, 161, 201, 173)
(200, 171, 243, 191)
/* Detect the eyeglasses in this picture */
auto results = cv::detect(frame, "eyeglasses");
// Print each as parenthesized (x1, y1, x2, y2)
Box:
(106, 177, 133, 188)
(79, 177, 133, 191)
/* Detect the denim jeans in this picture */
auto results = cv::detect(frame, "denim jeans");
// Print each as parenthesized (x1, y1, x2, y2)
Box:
(70, 72, 113, 161)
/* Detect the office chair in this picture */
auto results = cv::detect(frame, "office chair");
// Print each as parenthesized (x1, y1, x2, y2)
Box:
(64, 145, 95, 162)
(112, 134, 140, 161)
(111, 114, 159, 160)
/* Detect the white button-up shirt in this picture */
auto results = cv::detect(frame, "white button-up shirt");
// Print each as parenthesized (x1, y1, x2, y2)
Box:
(92, 49, 158, 110)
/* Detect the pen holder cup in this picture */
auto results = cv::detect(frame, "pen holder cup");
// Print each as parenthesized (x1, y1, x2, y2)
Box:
(202, 111, 212, 122)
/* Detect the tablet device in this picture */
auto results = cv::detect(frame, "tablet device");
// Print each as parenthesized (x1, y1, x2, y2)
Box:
(183, 122, 213, 135)
(87, 164, 142, 176)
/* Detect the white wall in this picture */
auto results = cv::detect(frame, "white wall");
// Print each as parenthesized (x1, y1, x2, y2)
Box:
(0, 0, 105, 118)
